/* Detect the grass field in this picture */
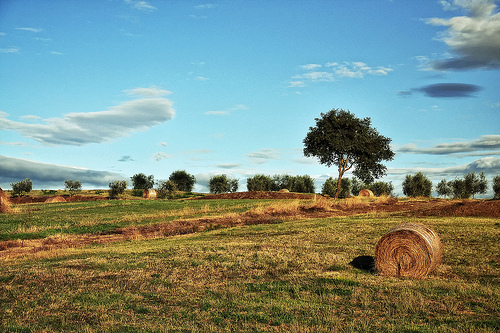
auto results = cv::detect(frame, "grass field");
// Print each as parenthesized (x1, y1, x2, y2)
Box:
(0, 197, 499, 332)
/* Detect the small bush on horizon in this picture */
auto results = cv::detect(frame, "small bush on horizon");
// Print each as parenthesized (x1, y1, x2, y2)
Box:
(494, 175, 500, 199)
(402, 172, 432, 197)
(64, 180, 82, 195)
(108, 180, 127, 199)
(11, 178, 33, 197)
(209, 175, 238, 194)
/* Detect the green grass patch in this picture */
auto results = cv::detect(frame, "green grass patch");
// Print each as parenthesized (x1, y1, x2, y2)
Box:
(0, 199, 499, 332)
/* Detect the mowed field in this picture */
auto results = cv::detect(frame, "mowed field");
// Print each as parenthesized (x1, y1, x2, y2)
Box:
(0, 193, 499, 332)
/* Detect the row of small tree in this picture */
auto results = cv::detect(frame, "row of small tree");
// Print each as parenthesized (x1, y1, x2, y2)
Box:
(322, 177, 394, 198)
(10, 178, 83, 197)
(9, 171, 500, 199)
(403, 172, 500, 199)
(246, 174, 315, 193)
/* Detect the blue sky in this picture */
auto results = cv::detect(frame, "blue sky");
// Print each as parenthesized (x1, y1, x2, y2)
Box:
(1, 0, 499, 197)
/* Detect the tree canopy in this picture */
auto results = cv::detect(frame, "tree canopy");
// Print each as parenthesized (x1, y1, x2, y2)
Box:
(169, 170, 196, 192)
(303, 108, 394, 198)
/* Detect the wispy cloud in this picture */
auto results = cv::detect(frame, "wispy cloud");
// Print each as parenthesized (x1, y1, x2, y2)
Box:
(300, 64, 322, 70)
(0, 155, 125, 188)
(396, 135, 500, 155)
(194, 4, 217, 10)
(0, 88, 175, 145)
(124, 0, 156, 11)
(246, 149, 280, 164)
(388, 157, 500, 177)
(15, 27, 42, 33)
(125, 85, 173, 97)
(216, 163, 242, 169)
(205, 104, 248, 116)
(292, 61, 392, 86)
(118, 155, 135, 162)
(425, 0, 500, 70)
(0, 46, 20, 53)
(153, 152, 172, 161)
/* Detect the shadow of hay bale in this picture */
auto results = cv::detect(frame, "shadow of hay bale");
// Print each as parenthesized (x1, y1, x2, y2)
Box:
(349, 255, 376, 273)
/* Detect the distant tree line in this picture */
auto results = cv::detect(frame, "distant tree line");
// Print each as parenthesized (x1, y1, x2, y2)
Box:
(322, 177, 394, 198)
(402, 171, 497, 199)
(8, 171, 500, 199)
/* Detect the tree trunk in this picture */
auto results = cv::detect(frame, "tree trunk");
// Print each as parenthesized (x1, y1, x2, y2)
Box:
(335, 175, 342, 199)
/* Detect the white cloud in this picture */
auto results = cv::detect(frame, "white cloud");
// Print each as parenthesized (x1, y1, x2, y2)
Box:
(125, 86, 173, 97)
(158, 142, 168, 147)
(15, 27, 42, 33)
(124, 0, 156, 11)
(50, 51, 64, 56)
(0, 96, 175, 146)
(293, 71, 335, 82)
(292, 61, 392, 86)
(396, 135, 500, 155)
(194, 4, 217, 9)
(205, 104, 248, 116)
(300, 64, 322, 70)
(288, 81, 305, 87)
(426, 0, 500, 70)
(153, 152, 172, 161)
(195, 76, 209, 81)
(205, 111, 229, 116)
(0, 46, 20, 53)
(0, 155, 125, 189)
(388, 157, 500, 177)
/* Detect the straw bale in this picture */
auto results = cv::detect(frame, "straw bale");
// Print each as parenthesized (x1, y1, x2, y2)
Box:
(143, 189, 157, 199)
(375, 223, 442, 278)
(278, 189, 290, 193)
(358, 189, 374, 197)
(0, 187, 12, 213)
(45, 196, 67, 203)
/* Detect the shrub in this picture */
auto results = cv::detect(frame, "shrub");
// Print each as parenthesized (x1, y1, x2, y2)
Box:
(11, 178, 33, 197)
(493, 175, 500, 199)
(292, 175, 315, 193)
(402, 172, 432, 197)
(369, 181, 394, 197)
(156, 180, 178, 199)
(322, 177, 350, 198)
(108, 180, 127, 199)
(247, 175, 273, 191)
(209, 175, 238, 194)
(130, 173, 154, 190)
(64, 180, 82, 195)
(436, 179, 452, 197)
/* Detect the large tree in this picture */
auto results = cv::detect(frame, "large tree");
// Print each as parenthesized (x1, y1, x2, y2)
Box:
(303, 108, 394, 198)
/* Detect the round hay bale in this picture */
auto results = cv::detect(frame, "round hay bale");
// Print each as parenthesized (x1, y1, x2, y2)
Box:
(278, 189, 290, 193)
(358, 189, 374, 197)
(45, 196, 67, 203)
(143, 189, 157, 199)
(375, 223, 442, 278)
(0, 187, 12, 213)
